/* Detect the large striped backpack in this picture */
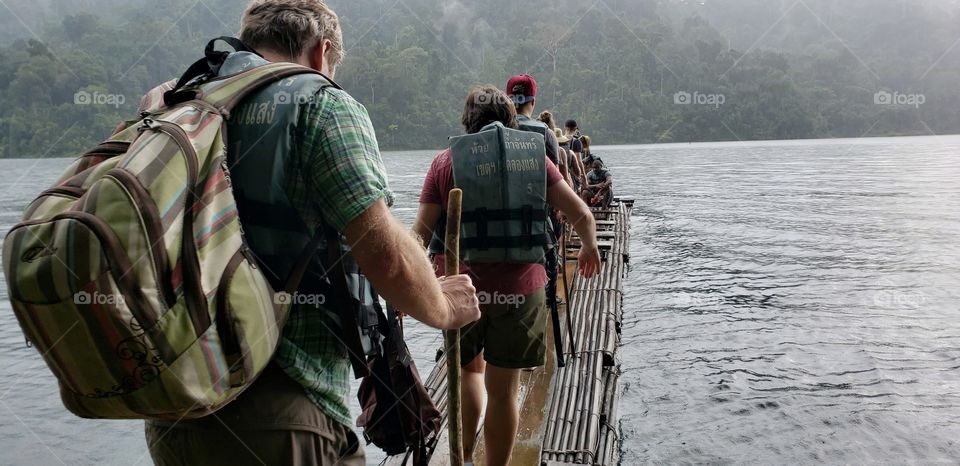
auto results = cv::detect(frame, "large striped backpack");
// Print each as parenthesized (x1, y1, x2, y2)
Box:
(2, 48, 319, 419)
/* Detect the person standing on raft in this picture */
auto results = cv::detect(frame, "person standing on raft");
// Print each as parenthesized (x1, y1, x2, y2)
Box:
(413, 85, 601, 466)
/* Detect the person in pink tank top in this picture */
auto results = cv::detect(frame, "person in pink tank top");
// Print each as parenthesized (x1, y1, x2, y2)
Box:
(413, 85, 600, 466)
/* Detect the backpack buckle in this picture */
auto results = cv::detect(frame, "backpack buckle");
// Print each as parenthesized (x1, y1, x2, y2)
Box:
(138, 118, 161, 132)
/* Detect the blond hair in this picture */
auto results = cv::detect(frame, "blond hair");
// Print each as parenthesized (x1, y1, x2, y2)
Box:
(538, 110, 557, 130)
(240, 0, 344, 65)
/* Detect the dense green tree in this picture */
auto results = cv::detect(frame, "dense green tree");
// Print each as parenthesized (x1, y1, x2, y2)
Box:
(0, 0, 957, 157)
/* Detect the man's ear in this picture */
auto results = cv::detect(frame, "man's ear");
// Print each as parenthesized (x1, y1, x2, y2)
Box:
(308, 38, 333, 72)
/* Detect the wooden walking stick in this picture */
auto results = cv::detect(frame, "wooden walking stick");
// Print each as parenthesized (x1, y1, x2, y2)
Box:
(560, 222, 576, 355)
(444, 188, 464, 466)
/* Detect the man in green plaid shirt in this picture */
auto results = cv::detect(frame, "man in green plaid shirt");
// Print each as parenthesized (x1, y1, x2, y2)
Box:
(145, 1, 481, 465)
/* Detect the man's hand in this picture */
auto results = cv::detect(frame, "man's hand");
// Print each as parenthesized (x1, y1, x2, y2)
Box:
(578, 246, 601, 278)
(397, 274, 480, 326)
(438, 274, 481, 328)
(548, 176, 600, 278)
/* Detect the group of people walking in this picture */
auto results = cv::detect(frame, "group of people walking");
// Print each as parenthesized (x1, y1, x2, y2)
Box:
(148, 2, 604, 464)
(535, 111, 614, 209)
(4, 1, 611, 466)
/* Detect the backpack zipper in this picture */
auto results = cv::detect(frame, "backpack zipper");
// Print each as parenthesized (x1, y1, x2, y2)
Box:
(40, 186, 86, 198)
(13, 211, 177, 363)
(106, 168, 177, 310)
(140, 117, 210, 337)
(219, 156, 258, 271)
(215, 248, 248, 386)
(82, 141, 130, 157)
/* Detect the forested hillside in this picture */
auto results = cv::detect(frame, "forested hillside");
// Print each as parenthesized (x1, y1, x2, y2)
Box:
(1, 0, 958, 157)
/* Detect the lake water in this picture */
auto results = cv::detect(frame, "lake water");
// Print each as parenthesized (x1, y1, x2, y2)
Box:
(1, 135, 959, 465)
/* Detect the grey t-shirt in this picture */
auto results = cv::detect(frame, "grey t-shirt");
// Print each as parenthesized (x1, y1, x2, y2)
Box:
(517, 114, 561, 167)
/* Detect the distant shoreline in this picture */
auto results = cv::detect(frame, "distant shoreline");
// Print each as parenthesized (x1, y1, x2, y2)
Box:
(2, 133, 958, 159)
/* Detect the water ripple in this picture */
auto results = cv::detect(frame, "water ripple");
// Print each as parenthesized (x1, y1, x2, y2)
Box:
(616, 136, 960, 464)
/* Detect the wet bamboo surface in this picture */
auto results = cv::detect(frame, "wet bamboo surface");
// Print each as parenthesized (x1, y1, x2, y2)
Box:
(541, 199, 631, 466)
(384, 198, 633, 466)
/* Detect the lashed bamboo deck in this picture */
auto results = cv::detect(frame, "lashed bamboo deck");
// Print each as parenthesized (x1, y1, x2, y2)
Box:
(387, 198, 633, 466)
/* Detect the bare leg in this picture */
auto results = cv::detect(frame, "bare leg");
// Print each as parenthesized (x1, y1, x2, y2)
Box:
(603, 188, 614, 208)
(580, 189, 593, 205)
(461, 353, 486, 462)
(482, 364, 521, 466)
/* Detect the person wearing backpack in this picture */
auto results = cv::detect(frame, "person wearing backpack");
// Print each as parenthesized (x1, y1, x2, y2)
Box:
(142, 2, 484, 464)
(1, 1, 480, 465)
(580, 135, 604, 168)
(564, 119, 584, 160)
(412, 85, 601, 466)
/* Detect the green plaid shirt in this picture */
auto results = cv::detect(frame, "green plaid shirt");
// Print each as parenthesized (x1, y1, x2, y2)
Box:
(269, 84, 392, 427)
(145, 51, 391, 428)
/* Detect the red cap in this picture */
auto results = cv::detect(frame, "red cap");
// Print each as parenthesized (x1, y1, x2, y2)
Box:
(506, 74, 537, 104)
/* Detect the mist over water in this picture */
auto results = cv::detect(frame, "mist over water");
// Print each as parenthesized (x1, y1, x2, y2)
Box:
(1, 135, 959, 464)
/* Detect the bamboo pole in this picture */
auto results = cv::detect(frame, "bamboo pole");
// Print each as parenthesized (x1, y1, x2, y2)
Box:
(560, 225, 575, 355)
(444, 188, 464, 466)
(536, 201, 632, 465)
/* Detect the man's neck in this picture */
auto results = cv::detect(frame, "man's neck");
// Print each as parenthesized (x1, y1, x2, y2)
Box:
(256, 47, 336, 78)
(257, 48, 304, 66)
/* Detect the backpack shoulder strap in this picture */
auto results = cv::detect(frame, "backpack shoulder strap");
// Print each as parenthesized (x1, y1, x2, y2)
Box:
(282, 228, 324, 295)
(162, 37, 341, 115)
(163, 36, 260, 107)
(276, 224, 371, 378)
(196, 62, 335, 115)
(323, 227, 373, 378)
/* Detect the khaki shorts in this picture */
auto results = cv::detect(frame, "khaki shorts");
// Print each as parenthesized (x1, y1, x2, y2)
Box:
(145, 364, 363, 466)
(460, 289, 548, 369)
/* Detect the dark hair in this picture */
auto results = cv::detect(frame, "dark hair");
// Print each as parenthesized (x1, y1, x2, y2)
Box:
(461, 85, 518, 134)
(564, 119, 578, 129)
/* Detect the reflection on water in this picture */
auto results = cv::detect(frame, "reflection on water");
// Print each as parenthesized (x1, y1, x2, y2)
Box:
(615, 136, 960, 464)
(1, 135, 959, 464)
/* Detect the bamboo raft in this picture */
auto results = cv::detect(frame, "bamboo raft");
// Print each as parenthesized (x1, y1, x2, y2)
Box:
(386, 197, 634, 466)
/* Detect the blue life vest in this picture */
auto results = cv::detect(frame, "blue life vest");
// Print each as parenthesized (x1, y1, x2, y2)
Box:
(448, 122, 552, 264)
